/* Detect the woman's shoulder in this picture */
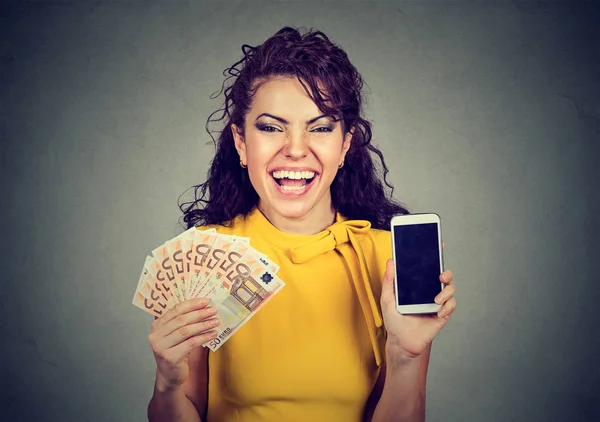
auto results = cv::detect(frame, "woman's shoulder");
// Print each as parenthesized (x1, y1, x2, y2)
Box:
(356, 226, 392, 267)
(193, 212, 254, 237)
(368, 227, 391, 245)
(358, 226, 391, 290)
(362, 226, 391, 253)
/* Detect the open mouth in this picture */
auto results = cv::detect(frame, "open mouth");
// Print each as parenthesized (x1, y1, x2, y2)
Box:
(271, 170, 317, 192)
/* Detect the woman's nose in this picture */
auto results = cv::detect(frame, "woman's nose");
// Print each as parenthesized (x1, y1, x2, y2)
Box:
(282, 129, 309, 159)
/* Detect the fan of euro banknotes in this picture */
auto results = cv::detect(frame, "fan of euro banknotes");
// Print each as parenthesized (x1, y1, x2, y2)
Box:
(132, 227, 285, 351)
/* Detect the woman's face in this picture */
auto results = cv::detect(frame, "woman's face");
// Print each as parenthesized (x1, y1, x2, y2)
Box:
(232, 76, 351, 226)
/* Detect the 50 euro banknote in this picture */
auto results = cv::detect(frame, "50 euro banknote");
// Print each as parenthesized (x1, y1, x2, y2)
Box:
(200, 248, 283, 351)
(132, 228, 285, 350)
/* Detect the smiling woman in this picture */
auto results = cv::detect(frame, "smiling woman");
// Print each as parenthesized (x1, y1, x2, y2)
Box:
(179, 27, 409, 232)
(232, 77, 353, 230)
(147, 26, 457, 422)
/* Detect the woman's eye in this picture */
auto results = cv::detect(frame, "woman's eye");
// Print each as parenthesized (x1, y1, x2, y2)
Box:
(256, 124, 333, 133)
(256, 124, 281, 133)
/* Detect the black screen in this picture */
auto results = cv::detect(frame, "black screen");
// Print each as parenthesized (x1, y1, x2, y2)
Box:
(393, 223, 442, 306)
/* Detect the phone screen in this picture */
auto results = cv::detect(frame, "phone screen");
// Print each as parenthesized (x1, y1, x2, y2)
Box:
(393, 223, 441, 306)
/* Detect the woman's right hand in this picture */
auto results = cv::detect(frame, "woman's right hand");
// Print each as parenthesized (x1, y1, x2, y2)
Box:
(148, 297, 220, 391)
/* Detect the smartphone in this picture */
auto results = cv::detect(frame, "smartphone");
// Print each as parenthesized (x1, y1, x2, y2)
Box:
(391, 213, 444, 314)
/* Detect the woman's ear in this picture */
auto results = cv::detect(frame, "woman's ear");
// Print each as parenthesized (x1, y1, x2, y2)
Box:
(231, 124, 247, 165)
(342, 128, 353, 159)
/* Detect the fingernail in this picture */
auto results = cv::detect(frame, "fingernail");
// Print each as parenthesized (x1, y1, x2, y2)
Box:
(438, 309, 446, 318)
(435, 296, 443, 305)
(206, 306, 217, 314)
(210, 318, 220, 326)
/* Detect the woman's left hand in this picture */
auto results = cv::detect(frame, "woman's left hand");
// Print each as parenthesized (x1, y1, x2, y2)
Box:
(380, 258, 456, 362)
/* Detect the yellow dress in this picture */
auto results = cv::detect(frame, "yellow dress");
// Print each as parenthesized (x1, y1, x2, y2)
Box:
(204, 207, 392, 422)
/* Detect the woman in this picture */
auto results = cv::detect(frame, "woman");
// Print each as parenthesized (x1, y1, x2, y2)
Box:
(147, 27, 457, 422)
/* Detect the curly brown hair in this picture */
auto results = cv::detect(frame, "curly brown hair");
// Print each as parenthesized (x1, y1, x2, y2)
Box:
(179, 26, 409, 230)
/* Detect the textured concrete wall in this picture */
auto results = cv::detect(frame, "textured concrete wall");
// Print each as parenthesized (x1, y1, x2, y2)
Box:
(1, 1, 598, 421)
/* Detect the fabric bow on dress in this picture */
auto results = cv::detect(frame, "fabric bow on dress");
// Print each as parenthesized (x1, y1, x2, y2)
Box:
(290, 220, 386, 367)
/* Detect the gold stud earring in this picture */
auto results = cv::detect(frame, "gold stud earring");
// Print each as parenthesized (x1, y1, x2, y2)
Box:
(338, 160, 344, 169)
(240, 160, 247, 169)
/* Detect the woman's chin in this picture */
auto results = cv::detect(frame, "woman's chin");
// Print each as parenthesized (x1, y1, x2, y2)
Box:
(259, 191, 333, 223)
(261, 201, 312, 220)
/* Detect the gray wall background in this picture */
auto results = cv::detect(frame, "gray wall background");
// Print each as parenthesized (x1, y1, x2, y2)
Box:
(1, 1, 599, 421)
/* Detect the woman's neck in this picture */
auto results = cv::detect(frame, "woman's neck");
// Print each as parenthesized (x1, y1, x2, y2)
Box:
(257, 201, 336, 235)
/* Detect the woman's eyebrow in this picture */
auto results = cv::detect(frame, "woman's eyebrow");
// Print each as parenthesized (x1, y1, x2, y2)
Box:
(255, 113, 337, 125)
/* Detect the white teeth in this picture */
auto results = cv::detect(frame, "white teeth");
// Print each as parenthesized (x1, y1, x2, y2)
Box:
(272, 170, 316, 180)
(281, 185, 306, 191)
